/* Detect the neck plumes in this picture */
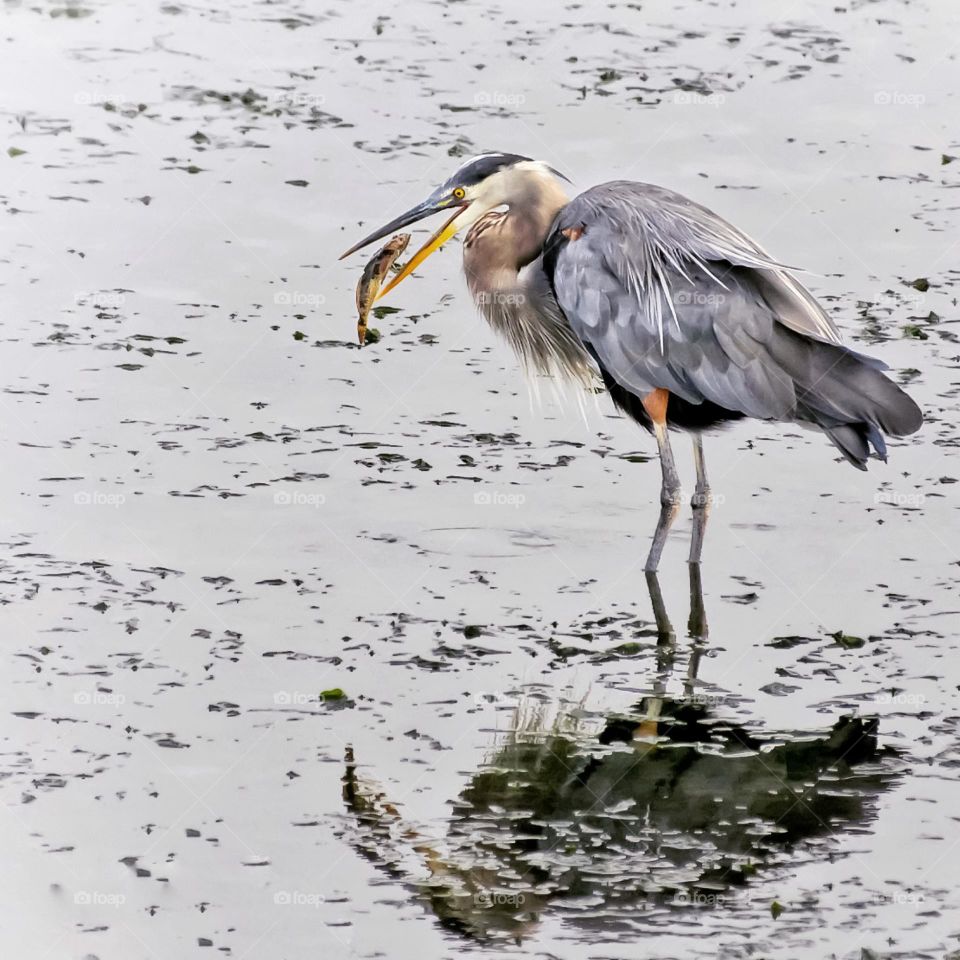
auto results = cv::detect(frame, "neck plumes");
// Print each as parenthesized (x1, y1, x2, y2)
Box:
(462, 176, 594, 388)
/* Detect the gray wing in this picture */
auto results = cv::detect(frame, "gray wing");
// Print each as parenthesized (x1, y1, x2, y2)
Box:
(548, 181, 842, 419)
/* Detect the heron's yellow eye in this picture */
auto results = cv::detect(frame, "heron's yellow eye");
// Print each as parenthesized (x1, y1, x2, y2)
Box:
(452, 187, 466, 200)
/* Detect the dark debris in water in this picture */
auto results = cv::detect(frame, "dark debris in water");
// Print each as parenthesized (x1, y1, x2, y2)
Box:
(2, 1, 957, 956)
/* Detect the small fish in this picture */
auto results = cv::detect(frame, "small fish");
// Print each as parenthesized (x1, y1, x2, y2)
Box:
(355, 233, 410, 346)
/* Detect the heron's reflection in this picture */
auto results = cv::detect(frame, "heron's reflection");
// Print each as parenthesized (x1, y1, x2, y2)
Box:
(342, 568, 897, 941)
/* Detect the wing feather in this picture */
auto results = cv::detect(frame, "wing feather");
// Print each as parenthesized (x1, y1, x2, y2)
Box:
(547, 182, 830, 420)
(550, 181, 841, 351)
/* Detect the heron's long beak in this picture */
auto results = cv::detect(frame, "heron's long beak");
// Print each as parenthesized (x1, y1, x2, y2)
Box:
(340, 195, 469, 301)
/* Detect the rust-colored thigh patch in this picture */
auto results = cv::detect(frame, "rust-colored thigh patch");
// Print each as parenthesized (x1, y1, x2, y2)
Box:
(561, 224, 585, 241)
(641, 388, 670, 425)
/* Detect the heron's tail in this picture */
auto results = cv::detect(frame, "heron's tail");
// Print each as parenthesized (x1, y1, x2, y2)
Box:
(768, 324, 923, 470)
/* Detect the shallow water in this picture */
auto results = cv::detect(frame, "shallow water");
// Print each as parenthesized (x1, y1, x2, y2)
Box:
(1, 0, 958, 958)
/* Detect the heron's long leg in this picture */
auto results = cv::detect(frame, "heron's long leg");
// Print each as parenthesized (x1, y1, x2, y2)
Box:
(642, 389, 682, 573)
(688, 433, 711, 565)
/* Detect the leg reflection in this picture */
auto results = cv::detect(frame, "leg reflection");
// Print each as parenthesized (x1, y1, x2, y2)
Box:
(685, 562, 708, 697)
(688, 434, 711, 565)
(644, 563, 710, 711)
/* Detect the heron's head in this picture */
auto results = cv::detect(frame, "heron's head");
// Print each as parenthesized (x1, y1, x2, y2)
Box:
(339, 152, 569, 300)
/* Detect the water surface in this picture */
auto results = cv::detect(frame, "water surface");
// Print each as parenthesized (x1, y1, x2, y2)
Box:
(1, 1, 958, 958)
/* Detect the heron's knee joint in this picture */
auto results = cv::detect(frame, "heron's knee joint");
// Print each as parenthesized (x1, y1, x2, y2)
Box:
(661, 489, 683, 509)
(691, 489, 712, 509)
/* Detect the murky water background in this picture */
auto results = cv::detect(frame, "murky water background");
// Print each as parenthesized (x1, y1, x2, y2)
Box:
(1, 0, 958, 957)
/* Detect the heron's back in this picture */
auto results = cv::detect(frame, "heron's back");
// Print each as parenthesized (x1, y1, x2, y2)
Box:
(542, 181, 922, 468)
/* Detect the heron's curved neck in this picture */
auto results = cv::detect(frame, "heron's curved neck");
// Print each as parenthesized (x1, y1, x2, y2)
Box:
(462, 177, 594, 387)
(464, 176, 569, 292)
(509, 177, 570, 268)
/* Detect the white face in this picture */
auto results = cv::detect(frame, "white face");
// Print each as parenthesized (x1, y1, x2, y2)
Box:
(446, 159, 558, 233)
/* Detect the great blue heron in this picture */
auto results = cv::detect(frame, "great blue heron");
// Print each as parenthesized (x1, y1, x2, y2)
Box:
(341, 153, 923, 571)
